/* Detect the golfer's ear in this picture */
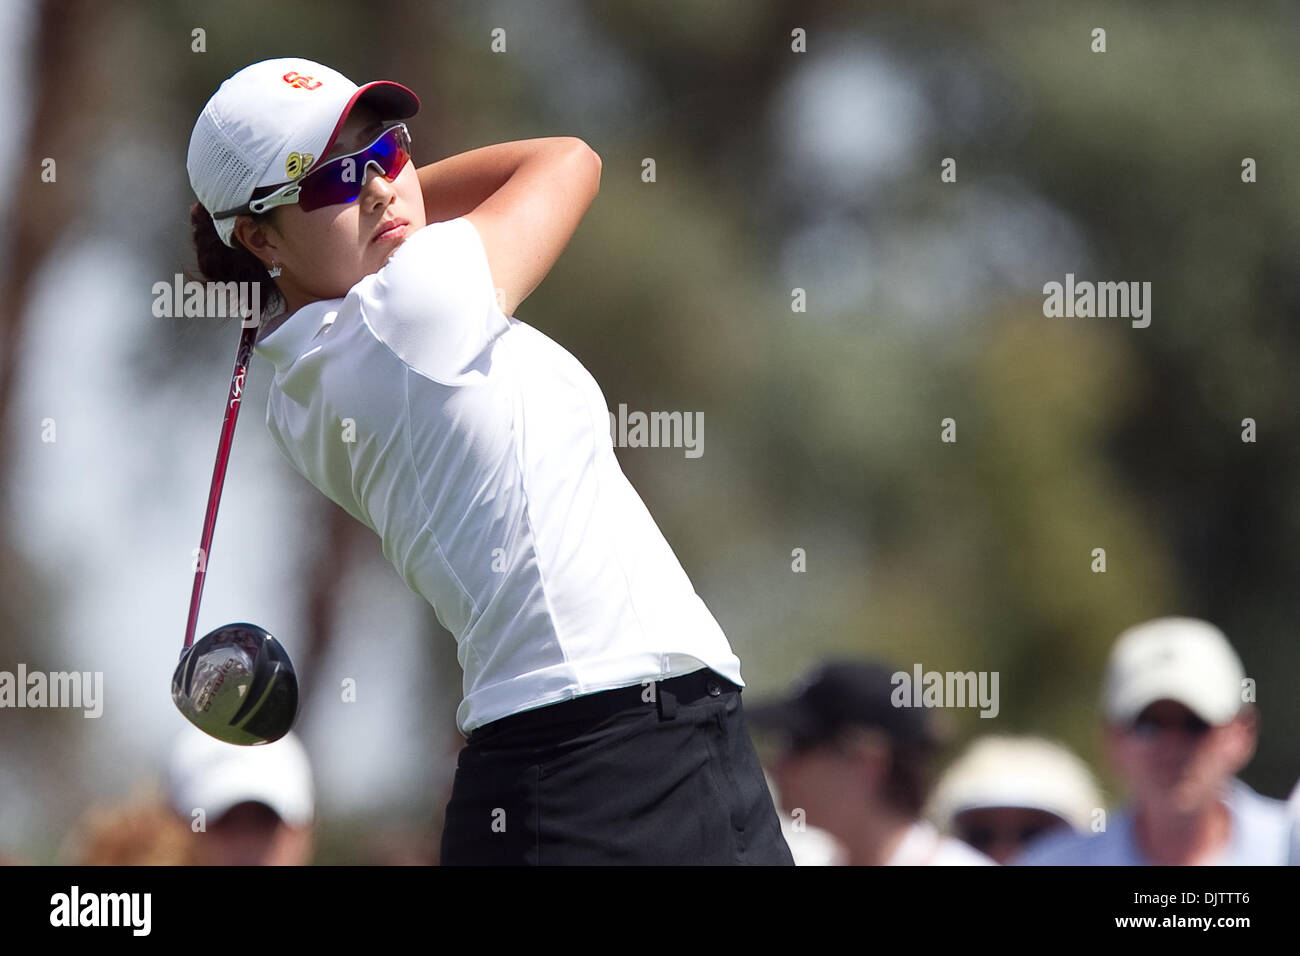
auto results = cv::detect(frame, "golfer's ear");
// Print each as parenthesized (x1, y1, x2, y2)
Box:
(233, 215, 277, 262)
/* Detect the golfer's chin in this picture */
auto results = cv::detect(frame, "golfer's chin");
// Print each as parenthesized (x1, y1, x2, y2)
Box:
(367, 237, 409, 273)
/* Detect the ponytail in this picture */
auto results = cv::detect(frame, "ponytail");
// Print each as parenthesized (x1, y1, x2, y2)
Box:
(187, 203, 284, 324)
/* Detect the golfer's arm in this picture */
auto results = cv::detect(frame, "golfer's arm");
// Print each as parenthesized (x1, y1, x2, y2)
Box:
(418, 137, 601, 316)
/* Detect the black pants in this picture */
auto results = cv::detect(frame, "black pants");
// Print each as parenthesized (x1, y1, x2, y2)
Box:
(439, 668, 795, 865)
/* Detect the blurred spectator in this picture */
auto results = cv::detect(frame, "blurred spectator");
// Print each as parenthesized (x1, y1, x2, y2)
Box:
(1019, 617, 1292, 865)
(166, 724, 315, 866)
(749, 660, 993, 865)
(67, 791, 200, 865)
(926, 735, 1103, 864)
(360, 828, 438, 865)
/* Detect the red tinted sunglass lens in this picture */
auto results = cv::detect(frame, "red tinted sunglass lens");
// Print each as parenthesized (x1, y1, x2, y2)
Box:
(297, 127, 411, 212)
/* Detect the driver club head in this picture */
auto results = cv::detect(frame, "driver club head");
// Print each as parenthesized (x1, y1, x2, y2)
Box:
(172, 623, 299, 746)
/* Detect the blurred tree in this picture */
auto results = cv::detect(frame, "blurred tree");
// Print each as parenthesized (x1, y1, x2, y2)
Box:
(0, 0, 116, 861)
(9, 0, 1299, 859)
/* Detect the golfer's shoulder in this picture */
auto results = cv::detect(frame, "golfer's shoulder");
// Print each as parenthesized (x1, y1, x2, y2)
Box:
(354, 218, 508, 383)
(374, 218, 496, 313)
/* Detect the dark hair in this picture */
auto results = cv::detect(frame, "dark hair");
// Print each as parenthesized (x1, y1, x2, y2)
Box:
(188, 202, 283, 323)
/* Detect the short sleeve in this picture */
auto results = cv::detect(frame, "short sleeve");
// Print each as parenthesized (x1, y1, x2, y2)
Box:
(356, 217, 509, 385)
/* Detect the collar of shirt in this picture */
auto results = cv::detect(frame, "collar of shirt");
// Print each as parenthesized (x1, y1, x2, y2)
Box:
(253, 300, 338, 374)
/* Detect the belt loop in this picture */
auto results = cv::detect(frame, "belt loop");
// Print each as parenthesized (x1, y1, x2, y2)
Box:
(657, 683, 678, 720)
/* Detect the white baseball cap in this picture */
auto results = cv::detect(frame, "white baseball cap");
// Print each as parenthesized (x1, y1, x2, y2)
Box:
(927, 735, 1103, 832)
(1102, 616, 1246, 726)
(166, 724, 315, 826)
(188, 56, 419, 247)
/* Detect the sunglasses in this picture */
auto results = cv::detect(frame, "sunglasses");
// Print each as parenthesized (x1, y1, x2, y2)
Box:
(214, 123, 412, 219)
(1129, 710, 1212, 739)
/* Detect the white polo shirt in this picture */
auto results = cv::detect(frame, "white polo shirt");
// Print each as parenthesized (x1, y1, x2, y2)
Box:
(253, 217, 743, 734)
(1014, 779, 1294, 865)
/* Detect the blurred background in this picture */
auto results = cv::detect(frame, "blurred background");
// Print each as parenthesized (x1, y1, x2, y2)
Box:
(1, 0, 1298, 863)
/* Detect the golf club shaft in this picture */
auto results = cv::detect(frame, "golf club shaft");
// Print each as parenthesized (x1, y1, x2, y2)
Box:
(183, 320, 260, 650)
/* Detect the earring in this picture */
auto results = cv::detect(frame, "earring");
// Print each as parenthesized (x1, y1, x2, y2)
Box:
(268, 262, 282, 278)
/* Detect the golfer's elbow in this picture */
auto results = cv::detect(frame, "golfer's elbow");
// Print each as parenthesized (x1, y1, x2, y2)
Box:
(563, 137, 601, 199)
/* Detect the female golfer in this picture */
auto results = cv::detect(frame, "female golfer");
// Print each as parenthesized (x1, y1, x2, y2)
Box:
(187, 57, 792, 865)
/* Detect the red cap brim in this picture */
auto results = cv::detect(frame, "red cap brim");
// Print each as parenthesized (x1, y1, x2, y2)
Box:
(318, 80, 420, 163)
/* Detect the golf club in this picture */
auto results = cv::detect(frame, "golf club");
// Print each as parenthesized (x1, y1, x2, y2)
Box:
(173, 317, 298, 745)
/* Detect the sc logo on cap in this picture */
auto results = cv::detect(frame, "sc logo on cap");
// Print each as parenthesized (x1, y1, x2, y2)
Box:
(282, 71, 323, 90)
(285, 152, 315, 179)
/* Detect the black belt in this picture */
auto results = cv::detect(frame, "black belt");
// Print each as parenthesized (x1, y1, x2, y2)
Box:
(468, 667, 741, 743)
